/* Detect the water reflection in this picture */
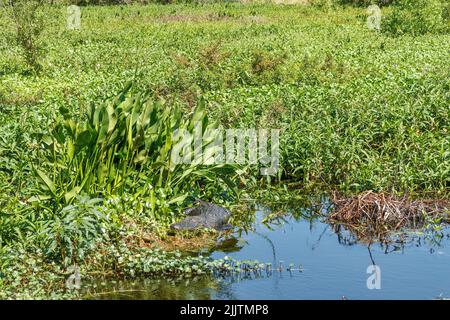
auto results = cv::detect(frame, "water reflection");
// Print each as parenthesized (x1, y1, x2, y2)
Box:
(84, 276, 218, 300)
(84, 197, 450, 300)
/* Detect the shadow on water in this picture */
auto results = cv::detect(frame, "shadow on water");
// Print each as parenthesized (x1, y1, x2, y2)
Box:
(84, 195, 450, 300)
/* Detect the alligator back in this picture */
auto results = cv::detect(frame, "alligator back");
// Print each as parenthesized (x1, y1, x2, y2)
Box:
(170, 201, 231, 231)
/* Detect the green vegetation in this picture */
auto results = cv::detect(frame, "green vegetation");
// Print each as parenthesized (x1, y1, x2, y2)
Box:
(3, 0, 46, 72)
(383, 0, 448, 36)
(0, 242, 264, 299)
(35, 82, 237, 224)
(0, 1, 448, 299)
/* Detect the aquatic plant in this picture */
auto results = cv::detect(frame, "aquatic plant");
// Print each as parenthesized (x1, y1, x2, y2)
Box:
(33, 83, 239, 218)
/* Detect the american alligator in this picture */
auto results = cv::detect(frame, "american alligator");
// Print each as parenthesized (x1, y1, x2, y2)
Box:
(170, 200, 232, 231)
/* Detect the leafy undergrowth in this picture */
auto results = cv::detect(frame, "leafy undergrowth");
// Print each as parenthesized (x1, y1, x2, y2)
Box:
(0, 2, 449, 299)
(383, 0, 449, 36)
(0, 237, 265, 299)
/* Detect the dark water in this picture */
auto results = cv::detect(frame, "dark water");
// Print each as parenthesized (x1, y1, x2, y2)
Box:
(85, 204, 450, 300)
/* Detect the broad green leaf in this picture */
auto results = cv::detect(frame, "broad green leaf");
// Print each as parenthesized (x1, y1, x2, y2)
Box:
(35, 169, 56, 196)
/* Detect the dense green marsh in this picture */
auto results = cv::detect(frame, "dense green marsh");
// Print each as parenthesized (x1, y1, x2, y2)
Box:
(0, 1, 449, 299)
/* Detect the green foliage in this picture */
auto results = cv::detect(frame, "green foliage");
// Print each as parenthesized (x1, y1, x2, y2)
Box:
(336, 0, 394, 6)
(0, 247, 77, 299)
(383, 0, 448, 36)
(3, 0, 45, 72)
(33, 83, 239, 220)
(37, 195, 109, 266)
(0, 241, 265, 299)
(444, 2, 450, 21)
(0, 2, 448, 299)
(310, 0, 335, 10)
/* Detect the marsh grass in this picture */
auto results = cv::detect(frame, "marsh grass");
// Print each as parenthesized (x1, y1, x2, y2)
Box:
(382, 0, 449, 36)
(0, 2, 449, 298)
(3, 0, 46, 72)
